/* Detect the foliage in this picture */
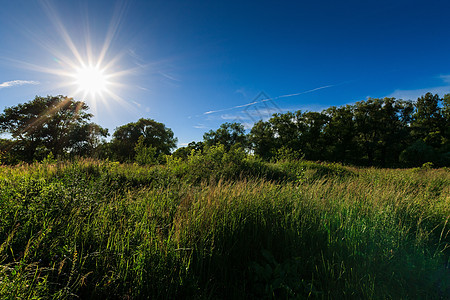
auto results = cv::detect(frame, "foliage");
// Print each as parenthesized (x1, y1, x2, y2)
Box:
(399, 139, 437, 166)
(110, 118, 177, 162)
(412, 92, 446, 148)
(172, 141, 204, 160)
(167, 144, 248, 183)
(0, 95, 108, 162)
(0, 159, 448, 299)
(247, 93, 449, 167)
(2, 92, 450, 167)
(134, 135, 157, 165)
(203, 122, 247, 151)
(249, 120, 275, 160)
(272, 145, 303, 162)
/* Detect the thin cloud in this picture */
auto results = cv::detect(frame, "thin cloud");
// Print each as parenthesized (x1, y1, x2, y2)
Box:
(235, 87, 248, 98)
(204, 84, 336, 115)
(220, 113, 250, 120)
(0, 80, 40, 89)
(194, 124, 208, 129)
(389, 86, 450, 100)
(388, 75, 450, 100)
(440, 74, 450, 84)
(131, 100, 142, 107)
(159, 71, 180, 82)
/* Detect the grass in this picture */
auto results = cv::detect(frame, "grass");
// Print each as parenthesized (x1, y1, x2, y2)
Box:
(0, 158, 449, 299)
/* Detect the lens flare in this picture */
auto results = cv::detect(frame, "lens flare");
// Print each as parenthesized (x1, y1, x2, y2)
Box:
(10, 1, 144, 115)
(74, 65, 109, 97)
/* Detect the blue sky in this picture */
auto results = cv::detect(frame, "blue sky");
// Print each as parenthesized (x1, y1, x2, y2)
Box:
(1, 0, 450, 146)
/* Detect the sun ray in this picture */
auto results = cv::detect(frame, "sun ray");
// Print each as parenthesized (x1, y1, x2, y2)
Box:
(40, 0, 85, 66)
(4, 1, 152, 119)
(98, 1, 129, 66)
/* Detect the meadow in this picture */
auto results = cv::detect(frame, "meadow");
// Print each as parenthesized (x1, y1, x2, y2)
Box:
(0, 154, 449, 299)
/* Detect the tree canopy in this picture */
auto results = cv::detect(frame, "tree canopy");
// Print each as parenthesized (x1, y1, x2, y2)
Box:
(0, 95, 108, 162)
(203, 122, 247, 151)
(110, 118, 177, 162)
(1, 92, 449, 167)
(246, 93, 449, 166)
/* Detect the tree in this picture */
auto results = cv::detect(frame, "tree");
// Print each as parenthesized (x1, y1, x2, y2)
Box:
(172, 141, 204, 160)
(411, 92, 445, 148)
(134, 135, 157, 165)
(442, 94, 450, 152)
(268, 111, 303, 153)
(249, 120, 275, 160)
(68, 123, 109, 156)
(297, 111, 329, 161)
(203, 122, 247, 151)
(0, 95, 108, 161)
(399, 140, 437, 166)
(323, 105, 356, 162)
(111, 118, 177, 162)
(353, 98, 379, 164)
(377, 98, 414, 165)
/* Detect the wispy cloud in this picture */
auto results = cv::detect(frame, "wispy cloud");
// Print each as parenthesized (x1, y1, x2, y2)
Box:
(388, 75, 450, 100)
(204, 84, 336, 115)
(220, 113, 249, 120)
(127, 48, 147, 69)
(235, 87, 248, 98)
(440, 74, 450, 84)
(193, 124, 208, 129)
(131, 100, 142, 107)
(0, 80, 40, 89)
(137, 86, 149, 91)
(159, 71, 180, 82)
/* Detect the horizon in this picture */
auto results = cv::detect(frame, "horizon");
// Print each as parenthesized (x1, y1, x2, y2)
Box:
(1, 0, 450, 147)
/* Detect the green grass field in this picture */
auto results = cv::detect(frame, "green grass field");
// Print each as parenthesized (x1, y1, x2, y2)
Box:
(0, 158, 449, 299)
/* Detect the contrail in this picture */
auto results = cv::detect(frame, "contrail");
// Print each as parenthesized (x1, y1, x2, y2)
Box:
(204, 84, 336, 115)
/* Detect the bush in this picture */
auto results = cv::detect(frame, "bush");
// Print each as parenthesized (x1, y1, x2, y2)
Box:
(399, 140, 437, 166)
(134, 136, 157, 165)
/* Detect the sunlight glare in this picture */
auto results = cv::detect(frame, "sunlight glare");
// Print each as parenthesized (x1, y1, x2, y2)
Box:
(12, 1, 143, 115)
(74, 65, 108, 97)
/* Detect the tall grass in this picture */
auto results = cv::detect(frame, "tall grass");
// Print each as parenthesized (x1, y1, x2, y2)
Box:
(0, 159, 448, 299)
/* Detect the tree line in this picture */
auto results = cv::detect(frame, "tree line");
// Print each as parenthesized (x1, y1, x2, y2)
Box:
(1, 93, 449, 167)
(179, 92, 450, 167)
(0, 95, 176, 164)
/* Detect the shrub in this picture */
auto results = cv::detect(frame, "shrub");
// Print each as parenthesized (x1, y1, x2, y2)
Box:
(399, 140, 437, 166)
(134, 136, 157, 165)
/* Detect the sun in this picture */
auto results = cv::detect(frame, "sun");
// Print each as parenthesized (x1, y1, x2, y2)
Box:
(15, 1, 140, 113)
(74, 65, 109, 97)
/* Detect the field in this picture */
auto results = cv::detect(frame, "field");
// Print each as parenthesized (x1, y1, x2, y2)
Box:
(0, 157, 449, 299)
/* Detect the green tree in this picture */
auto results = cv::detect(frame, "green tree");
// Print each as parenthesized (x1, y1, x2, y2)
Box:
(269, 111, 303, 153)
(134, 135, 157, 165)
(411, 92, 445, 148)
(172, 141, 204, 160)
(376, 98, 414, 165)
(352, 97, 414, 165)
(297, 111, 329, 161)
(323, 105, 356, 162)
(0, 95, 108, 161)
(399, 140, 437, 166)
(442, 94, 450, 152)
(203, 122, 247, 151)
(249, 120, 275, 160)
(111, 118, 177, 162)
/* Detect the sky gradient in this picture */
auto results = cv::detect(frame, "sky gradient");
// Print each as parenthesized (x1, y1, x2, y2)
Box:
(1, 0, 450, 146)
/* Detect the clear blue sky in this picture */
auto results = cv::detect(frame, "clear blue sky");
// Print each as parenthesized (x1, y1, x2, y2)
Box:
(1, 0, 450, 146)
